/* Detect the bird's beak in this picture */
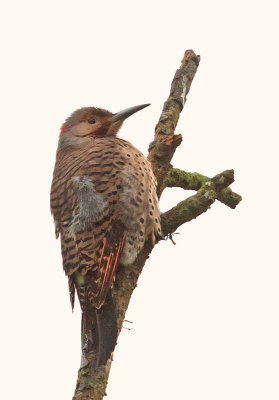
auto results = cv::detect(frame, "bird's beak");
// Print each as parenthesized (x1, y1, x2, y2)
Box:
(109, 103, 150, 123)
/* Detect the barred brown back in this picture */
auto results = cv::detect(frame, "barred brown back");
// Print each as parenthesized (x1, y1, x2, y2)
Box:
(51, 135, 161, 310)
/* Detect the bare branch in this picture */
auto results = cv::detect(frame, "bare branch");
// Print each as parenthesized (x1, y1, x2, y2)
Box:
(74, 364, 111, 400)
(164, 168, 242, 209)
(148, 50, 200, 196)
(161, 170, 235, 235)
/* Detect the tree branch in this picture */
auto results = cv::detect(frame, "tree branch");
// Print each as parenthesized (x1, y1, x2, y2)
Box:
(148, 49, 200, 196)
(161, 169, 235, 235)
(164, 168, 242, 209)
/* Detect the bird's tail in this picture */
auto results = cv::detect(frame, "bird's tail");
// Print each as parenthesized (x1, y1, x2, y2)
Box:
(81, 290, 118, 368)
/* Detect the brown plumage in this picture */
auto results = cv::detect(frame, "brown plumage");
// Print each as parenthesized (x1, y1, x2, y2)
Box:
(50, 104, 161, 366)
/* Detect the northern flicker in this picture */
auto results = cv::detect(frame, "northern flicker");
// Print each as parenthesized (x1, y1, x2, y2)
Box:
(50, 104, 161, 367)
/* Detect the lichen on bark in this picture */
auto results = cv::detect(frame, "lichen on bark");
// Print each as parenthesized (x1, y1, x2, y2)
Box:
(164, 168, 241, 209)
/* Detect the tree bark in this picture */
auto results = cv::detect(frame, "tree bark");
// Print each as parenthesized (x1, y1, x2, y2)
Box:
(72, 49, 242, 400)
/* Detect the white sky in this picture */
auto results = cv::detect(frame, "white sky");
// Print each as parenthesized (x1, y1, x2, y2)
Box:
(1, 1, 278, 399)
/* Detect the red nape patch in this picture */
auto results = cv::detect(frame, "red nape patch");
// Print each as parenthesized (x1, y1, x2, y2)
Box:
(59, 125, 67, 138)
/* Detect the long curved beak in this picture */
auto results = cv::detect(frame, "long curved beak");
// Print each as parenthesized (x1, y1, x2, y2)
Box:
(109, 103, 150, 122)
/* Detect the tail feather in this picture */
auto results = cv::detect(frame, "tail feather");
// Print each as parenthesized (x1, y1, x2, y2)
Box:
(93, 226, 126, 309)
(68, 276, 75, 311)
(81, 290, 118, 368)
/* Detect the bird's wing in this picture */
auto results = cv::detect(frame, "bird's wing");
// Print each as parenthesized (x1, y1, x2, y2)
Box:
(73, 225, 126, 309)
(51, 138, 128, 308)
(51, 136, 161, 309)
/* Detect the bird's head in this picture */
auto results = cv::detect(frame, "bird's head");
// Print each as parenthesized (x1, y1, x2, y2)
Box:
(59, 104, 150, 145)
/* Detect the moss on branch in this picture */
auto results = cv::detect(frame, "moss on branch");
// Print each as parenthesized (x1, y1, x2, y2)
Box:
(164, 168, 242, 209)
(161, 170, 235, 235)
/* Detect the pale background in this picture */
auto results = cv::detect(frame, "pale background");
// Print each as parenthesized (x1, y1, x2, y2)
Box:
(1, 1, 278, 399)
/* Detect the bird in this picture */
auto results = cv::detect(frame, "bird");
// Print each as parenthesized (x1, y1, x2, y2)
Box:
(50, 103, 161, 367)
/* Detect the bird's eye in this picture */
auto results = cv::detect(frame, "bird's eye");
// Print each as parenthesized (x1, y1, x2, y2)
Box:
(88, 118, 96, 124)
